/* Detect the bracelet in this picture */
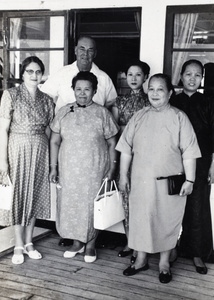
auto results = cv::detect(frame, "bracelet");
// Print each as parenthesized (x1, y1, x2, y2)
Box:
(186, 179, 194, 184)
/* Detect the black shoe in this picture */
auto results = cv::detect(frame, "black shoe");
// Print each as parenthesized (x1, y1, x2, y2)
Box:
(58, 239, 73, 246)
(159, 271, 172, 284)
(118, 249, 133, 257)
(193, 260, 207, 274)
(131, 255, 137, 264)
(123, 263, 149, 276)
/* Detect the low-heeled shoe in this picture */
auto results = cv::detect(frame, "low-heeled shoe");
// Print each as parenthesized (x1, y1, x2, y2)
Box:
(159, 271, 172, 284)
(123, 263, 149, 276)
(84, 251, 97, 263)
(63, 246, 85, 258)
(193, 261, 207, 274)
(131, 255, 137, 264)
(118, 249, 133, 257)
(12, 246, 24, 265)
(24, 242, 42, 260)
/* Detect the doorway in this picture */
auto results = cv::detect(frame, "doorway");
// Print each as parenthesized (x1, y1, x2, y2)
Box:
(70, 8, 141, 91)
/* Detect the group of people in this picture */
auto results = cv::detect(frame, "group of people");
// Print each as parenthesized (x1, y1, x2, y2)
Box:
(0, 35, 214, 285)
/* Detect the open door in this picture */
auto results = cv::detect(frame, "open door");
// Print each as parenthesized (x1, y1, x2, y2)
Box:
(70, 8, 141, 94)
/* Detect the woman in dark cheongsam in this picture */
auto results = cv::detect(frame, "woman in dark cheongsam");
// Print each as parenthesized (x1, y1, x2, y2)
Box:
(171, 59, 214, 274)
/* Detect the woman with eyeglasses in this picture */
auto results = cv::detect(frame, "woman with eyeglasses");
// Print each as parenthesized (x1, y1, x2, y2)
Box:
(0, 56, 55, 264)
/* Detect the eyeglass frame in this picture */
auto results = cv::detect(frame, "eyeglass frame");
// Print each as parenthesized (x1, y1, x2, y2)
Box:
(25, 69, 43, 75)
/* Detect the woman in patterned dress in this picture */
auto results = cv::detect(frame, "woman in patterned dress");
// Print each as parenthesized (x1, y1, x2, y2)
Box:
(0, 56, 55, 264)
(49, 71, 119, 263)
(111, 60, 150, 263)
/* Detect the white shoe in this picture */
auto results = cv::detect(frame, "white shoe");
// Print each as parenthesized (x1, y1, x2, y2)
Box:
(64, 246, 85, 258)
(24, 242, 42, 259)
(12, 246, 24, 265)
(84, 250, 97, 263)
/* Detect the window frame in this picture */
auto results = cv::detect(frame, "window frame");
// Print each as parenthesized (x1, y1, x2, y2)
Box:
(1, 10, 69, 90)
(163, 4, 214, 87)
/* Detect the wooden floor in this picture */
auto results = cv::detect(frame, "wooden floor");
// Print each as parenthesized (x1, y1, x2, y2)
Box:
(0, 232, 214, 300)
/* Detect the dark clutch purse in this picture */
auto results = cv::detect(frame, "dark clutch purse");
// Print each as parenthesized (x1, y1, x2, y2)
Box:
(157, 173, 186, 195)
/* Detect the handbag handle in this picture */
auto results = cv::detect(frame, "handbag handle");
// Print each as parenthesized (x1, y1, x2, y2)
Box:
(96, 178, 118, 198)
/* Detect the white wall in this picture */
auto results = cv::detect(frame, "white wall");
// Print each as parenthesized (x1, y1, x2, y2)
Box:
(2, 0, 214, 76)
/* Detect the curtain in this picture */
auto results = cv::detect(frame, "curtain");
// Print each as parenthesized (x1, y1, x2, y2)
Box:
(134, 11, 141, 33)
(10, 18, 23, 79)
(172, 13, 198, 85)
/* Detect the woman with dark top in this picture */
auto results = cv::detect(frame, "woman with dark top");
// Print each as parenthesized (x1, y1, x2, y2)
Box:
(170, 59, 214, 274)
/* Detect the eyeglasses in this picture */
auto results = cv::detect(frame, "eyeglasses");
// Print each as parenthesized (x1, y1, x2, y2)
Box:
(25, 69, 42, 75)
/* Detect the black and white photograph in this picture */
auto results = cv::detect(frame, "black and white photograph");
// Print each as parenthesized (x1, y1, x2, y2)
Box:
(0, 0, 214, 299)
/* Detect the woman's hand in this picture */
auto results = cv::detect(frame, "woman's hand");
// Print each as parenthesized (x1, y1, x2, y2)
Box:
(119, 174, 130, 193)
(179, 181, 194, 196)
(49, 168, 58, 184)
(103, 171, 114, 182)
(0, 159, 9, 176)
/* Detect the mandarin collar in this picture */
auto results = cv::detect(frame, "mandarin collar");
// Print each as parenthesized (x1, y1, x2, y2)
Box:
(150, 103, 170, 112)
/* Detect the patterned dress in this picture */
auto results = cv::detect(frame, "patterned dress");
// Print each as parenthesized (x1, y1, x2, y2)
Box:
(115, 89, 149, 126)
(50, 102, 119, 243)
(114, 88, 149, 225)
(0, 83, 54, 226)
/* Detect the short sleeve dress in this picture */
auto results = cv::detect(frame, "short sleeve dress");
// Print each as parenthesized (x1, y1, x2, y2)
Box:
(115, 88, 149, 126)
(50, 102, 119, 243)
(116, 104, 201, 253)
(114, 88, 149, 225)
(0, 83, 55, 226)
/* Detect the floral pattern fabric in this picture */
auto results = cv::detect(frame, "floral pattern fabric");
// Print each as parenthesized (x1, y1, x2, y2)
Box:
(50, 102, 119, 243)
(115, 89, 149, 126)
(114, 88, 148, 226)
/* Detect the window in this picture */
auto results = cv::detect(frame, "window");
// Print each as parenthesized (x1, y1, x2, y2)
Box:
(164, 5, 214, 94)
(0, 7, 141, 95)
(2, 10, 68, 90)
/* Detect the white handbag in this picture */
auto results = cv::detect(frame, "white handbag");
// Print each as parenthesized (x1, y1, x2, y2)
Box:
(94, 178, 125, 230)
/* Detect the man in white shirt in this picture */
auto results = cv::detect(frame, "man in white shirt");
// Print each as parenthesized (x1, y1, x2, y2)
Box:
(41, 36, 117, 112)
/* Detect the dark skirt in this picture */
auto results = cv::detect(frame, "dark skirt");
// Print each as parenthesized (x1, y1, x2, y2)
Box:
(179, 156, 214, 261)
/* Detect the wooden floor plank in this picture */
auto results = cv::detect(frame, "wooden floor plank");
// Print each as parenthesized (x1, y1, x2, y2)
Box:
(0, 286, 33, 300)
(0, 232, 214, 300)
(28, 235, 214, 299)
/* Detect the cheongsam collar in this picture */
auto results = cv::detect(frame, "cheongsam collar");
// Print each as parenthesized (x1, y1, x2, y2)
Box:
(69, 101, 94, 112)
(150, 103, 170, 112)
(130, 88, 145, 96)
